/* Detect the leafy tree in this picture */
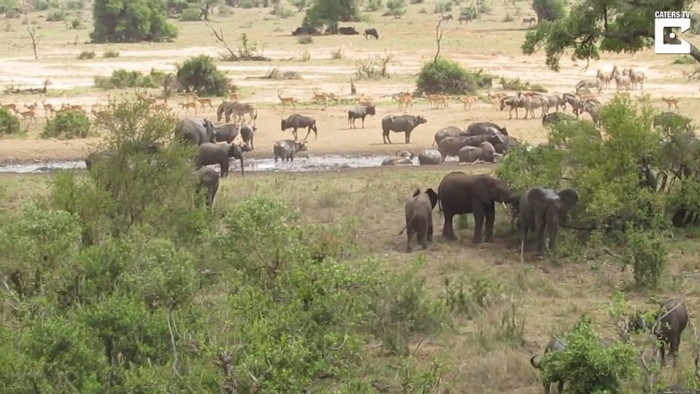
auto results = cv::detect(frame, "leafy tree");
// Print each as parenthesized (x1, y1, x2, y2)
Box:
(176, 55, 230, 96)
(91, 0, 178, 43)
(522, 0, 700, 71)
(531, 0, 566, 23)
(417, 58, 494, 94)
(0, 107, 20, 135)
(303, 0, 361, 33)
(41, 111, 91, 139)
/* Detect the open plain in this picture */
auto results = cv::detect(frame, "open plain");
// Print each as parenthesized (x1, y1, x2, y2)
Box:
(2, 1, 700, 393)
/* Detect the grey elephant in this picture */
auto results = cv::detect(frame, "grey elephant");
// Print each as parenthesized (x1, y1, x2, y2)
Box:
(628, 298, 688, 367)
(273, 139, 307, 162)
(418, 149, 442, 165)
(194, 142, 251, 177)
(399, 188, 439, 252)
(240, 124, 256, 150)
(214, 124, 239, 143)
(518, 187, 579, 257)
(175, 118, 217, 146)
(530, 337, 567, 394)
(437, 172, 517, 243)
(458, 141, 496, 163)
(193, 166, 220, 209)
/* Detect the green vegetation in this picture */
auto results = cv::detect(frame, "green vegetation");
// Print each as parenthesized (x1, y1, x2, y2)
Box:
(433, 0, 451, 14)
(303, 0, 361, 33)
(673, 55, 695, 65)
(179, 7, 202, 21)
(0, 107, 20, 135)
(103, 50, 120, 58)
(386, 0, 406, 18)
(46, 8, 65, 21)
(77, 50, 95, 60)
(176, 55, 230, 97)
(500, 77, 547, 92)
(94, 69, 168, 89)
(531, 0, 566, 23)
(91, 0, 177, 43)
(416, 57, 494, 94)
(41, 111, 91, 139)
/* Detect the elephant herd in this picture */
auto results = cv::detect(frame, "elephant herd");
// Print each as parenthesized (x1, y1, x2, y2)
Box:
(402, 171, 580, 258)
(530, 298, 689, 394)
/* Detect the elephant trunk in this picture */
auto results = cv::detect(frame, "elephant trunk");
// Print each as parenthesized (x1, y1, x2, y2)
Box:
(530, 354, 543, 369)
(239, 157, 245, 176)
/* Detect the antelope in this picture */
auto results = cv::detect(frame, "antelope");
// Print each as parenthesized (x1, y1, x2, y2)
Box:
(356, 94, 375, 105)
(487, 92, 508, 110)
(459, 95, 477, 109)
(151, 102, 170, 112)
(179, 101, 198, 114)
(181, 91, 197, 102)
(194, 95, 213, 112)
(91, 108, 110, 123)
(41, 100, 55, 118)
(662, 97, 680, 111)
(136, 92, 156, 106)
(19, 108, 36, 122)
(24, 102, 38, 112)
(228, 91, 239, 101)
(393, 92, 413, 112)
(1, 103, 17, 113)
(277, 91, 298, 112)
(312, 89, 329, 107)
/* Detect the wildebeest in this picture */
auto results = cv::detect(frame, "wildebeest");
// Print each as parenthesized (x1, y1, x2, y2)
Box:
(364, 28, 379, 39)
(292, 26, 320, 36)
(347, 104, 376, 128)
(441, 14, 453, 22)
(281, 114, 318, 140)
(338, 26, 360, 35)
(214, 124, 239, 144)
(628, 298, 688, 367)
(433, 125, 468, 147)
(466, 121, 508, 137)
(458, 14, 472, 24)
(381, 114, 427, 144)
(418, 149, 442, 165)
(240, 124, 256, 150)
(273, 139, 307, 162)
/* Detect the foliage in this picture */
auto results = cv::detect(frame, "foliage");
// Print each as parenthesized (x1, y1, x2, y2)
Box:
(303, 0, 361, 31)
(416, 57, 494, 94)
(541, 318, 637, 393)
(77, 50, 95, 60)
(521, 0, 686, 71)
(366, 0, 382, 12)
(385, 0, 405, 17)
(292, 0, 307, 11)
(297, 34, 313, 44)
(673, 55, 695, 65)
(0, 107, 20, 135)
(94, 69, 167, 89)
(495, 97, 699, 286)
(41, 111, 91, 139)
(91, 0, 177, 43)
(433, 0, 451, 14)
(176, 55, 229, 96)
(179, 7, 202, 21)
(46, 8, 65, 21)
(502, 13, 514, 22)
(355, 52, 394, 79)
(70, 18, 83, 29)
(500, 77, 547, 92)
(531, 0, 566, 23)
(102, 49, 119, 58)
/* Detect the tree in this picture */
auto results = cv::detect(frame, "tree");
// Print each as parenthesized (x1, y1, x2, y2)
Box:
(522, 0, 700, 71)
(27, 23, 39, 60)
(303, 0, 361, 33)
(91, 0, 178, 43)
(176, 55, 230, 96)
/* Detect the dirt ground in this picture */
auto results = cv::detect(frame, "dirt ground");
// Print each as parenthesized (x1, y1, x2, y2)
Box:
(0, 2, 699, 163)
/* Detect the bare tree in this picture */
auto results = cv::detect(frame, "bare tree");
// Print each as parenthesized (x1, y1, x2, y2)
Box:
(206, 25, 270, 61)
(27, 24, 40, 60)
(433, 19, 444, 63)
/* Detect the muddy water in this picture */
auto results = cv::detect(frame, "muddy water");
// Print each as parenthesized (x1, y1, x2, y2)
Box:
(0, 154, 427, 174)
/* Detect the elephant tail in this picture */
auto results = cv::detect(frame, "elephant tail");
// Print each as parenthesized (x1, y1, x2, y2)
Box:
(530, 354, 542, 369)
(397, 225, 407, 235)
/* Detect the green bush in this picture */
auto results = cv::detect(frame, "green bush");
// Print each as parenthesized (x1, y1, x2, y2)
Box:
(500, 76, 547, 92)
(179, 7, 201, 21)
(433, 0, 451, 13)
(70, 18, 82, 29)
(366, 0, 382, 11)
(41, 111, 91, 139)
(532, 0, 566, 22)
(175, 55, 229, 97)
(77, 50, 95, 60)
(65, 0, 85, 10)
(673, 55, 694, 65)
(541, 318, 637, 393)
(103, 49, 119, 58)
(416, 57, 494, 94)
(35, 0, 50, 10)
(297, 34, 312, 44)
(0, 107, 20, 135)
(46, 8, 65, 21)
(91, 0, 177, 43)
(94, 68, 167, 89)
(502, 13, 514, 22)
(386, 0, 406, 17)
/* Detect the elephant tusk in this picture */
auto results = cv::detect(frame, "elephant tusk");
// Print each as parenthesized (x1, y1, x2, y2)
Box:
(501, 202, 508, 210)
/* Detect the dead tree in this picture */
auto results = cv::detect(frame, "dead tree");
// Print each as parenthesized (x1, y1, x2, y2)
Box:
(350, 78, 356, 95)
(27, 24, 39, 60)
(206, 25, 270, 62)
(434, 19, 444, 63)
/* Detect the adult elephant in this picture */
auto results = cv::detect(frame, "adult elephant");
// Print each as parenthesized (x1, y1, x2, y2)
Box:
(175, 118, 217, 146)
(518, 187, 579, 257)
(437, 172, 517, 243)
(194, 142, 251, 177)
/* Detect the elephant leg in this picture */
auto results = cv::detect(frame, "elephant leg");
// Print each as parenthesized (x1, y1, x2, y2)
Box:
(484, 203, 496, 242)
(472, 204, 485, 244)
(442, 211, 458, 240)
(556, 380, 564, 394)
(418, 221, 428, 249)
(406, 226, 414, 253)
(221, 162, 229, 178)
(427, 216, 433, 242)
(548, 221, 559, 251)
(659, 341, 666, 366)
(670, 336, 680, 367)
(534, 213, 546, 255)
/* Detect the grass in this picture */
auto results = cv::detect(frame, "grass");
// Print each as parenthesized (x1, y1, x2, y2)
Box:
(2, 166, 700, 392)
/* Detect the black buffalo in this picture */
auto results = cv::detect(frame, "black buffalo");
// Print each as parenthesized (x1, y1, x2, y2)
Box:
(292, 26, 320, 36)
(364, 28, 379, 39)
(381, 114, 427, 144)
(466, 121, 508, 137)
(338, 26, 360, 35)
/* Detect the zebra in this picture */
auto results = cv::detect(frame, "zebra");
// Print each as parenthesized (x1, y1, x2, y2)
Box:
(543, 94, 563, 113)
(526, 94, 550, 118)
(579, 100, 602, 125)
(561, 93, 581, 114)
(216, 101, 258, 125)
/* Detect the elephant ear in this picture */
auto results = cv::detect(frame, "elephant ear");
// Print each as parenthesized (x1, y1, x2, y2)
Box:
(524, 187, 548, 206)
(557, 188, 579, 211)
(425, 188, 439, 209)
(412, 188, 421, 198)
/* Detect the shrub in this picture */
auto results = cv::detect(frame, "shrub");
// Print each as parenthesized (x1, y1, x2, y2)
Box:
(271, 4, 293, 18)
(103, 49, 119, 58)
(297, 34, 312, 44)
(541, 318, 637, 393)
(179, 7, 201, 21)
(386, 0, 406, 17)
(35, 0, 51, 11)
(94, 69, 167, 89)
(70, 18, 82, 29)
(41, 111, 91, 139)
(0, 107, 20, 134)
(291, 0, 306, 11)
(532, 0, 566, 22)
(500, 76, 548, 92)
(46, 8, 65, 21)
(502, 13, 514, 22)
(416, 57, 494, 94)
(673, 55, 694, 65)
(355, 52, 394, 79)
(433, 0, 451, 13)
(91, 0, 177, 43)
(175, 55, 229, 97)
(65, 0, 85, 10)
(366, 0, 382, 12)
(77, 50, 95, 60)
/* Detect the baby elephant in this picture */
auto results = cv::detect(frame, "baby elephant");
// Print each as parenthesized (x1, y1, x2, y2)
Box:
(399, 188, 439, 252)
(193, 167, 220, 209)
(195, 142, 251, 177)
